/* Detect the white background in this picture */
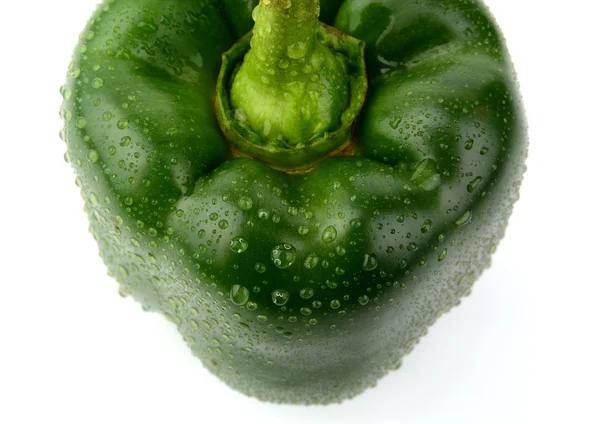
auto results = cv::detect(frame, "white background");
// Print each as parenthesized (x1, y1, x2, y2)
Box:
(1, 1, 598, 423)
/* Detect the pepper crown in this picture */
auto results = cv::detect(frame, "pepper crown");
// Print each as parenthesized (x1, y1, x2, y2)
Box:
(215, 0, 367, 171)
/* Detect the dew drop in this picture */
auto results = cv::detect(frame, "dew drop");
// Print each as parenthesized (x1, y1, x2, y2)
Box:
(230, 285, 250, 305)
(362, 254, 378, 271)
(299, 288, 314, 299)
(257, 209, 270, 220)
(421, 219, 432, 233)
(271, 243, 296, 269)
(438, 248, 448, 261)
(120, 136, 131, 146)
(88, 192, 99, 206)
(117, 119, 129, 129)
(300, 307, 312, 316)
(61, 86, 72, 101)
(87, 149, 99, 163)
(304, 253, 319, 269)
(237, 196, 253, 211)
(358, 295, 370, 306)
(92, 77, 104, 89)
(455, 210, 472, 227)
(321, 225, 337, 243)
(272, 289, 290, 306)
(229, 236, 249, 253)
(467, 176, 482, 193)
(286, 41, 308, 59)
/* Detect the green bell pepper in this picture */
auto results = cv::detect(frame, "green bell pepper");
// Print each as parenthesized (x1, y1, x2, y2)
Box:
(61, 0, 527, 404)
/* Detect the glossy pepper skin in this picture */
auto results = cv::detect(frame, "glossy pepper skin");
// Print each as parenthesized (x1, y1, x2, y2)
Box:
(61, 0, 527, 404)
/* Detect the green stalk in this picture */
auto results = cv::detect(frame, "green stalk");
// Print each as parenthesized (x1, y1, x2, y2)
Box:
(216, 0, 368, 171)
(230, 0, 349, 147)
(247, 0, 320, 83)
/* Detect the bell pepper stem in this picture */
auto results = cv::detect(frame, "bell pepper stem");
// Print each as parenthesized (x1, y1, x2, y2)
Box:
(249, 0, 320, 82)
(216, 0, 367, 171)
(229, 0, 351, 148)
